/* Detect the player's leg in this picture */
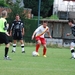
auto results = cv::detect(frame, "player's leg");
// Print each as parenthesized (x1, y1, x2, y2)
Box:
(36, 40, 41, 52)
(70, 42, 75, 59)
(3, 33, 11, 60)
(41, 38, 47, 57)
(35, 40, 41, 56)
(20, 40, 25, 53)
(12, 31, 17, 53)
(19, 31, 25, 53)
(42, 44, 47, 57)
(12, 40, 17, 53)
(4, 43, 11, 59)
(35, 37, 41, 53)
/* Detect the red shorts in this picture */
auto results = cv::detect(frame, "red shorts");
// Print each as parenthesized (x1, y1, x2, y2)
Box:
(35, 36, 46, 45)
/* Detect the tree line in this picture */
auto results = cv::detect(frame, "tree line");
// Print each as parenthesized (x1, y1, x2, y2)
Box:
(23, 0, 54, 18)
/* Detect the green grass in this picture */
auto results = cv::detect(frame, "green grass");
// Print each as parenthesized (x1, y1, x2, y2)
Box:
(0, 45, 75, 75)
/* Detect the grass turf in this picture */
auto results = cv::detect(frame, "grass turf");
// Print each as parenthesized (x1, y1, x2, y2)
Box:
(0, 46, 75, 75)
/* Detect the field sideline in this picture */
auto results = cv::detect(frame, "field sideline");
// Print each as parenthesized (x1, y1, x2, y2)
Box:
(0, 45, 75, 75)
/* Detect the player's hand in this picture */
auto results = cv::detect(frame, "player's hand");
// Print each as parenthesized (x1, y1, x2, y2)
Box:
(66, 33, 71, 36)
(49, 35, 52, 38)
(9, 32, 12, 36)
(6, 32, 10, 36)
(22, 32, 24, 36)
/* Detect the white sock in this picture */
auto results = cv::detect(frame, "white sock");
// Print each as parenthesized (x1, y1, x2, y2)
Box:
(21, 44, 24, 51)
(72, 53, 75, 58)
(13, 44, 16, 51)
(71, 48, 75, 58)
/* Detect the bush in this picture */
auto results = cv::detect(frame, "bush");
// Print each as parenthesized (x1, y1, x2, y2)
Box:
(24, 19, 38, 43)
(32, 16, 43, 19)
(50, 15, 59, 20)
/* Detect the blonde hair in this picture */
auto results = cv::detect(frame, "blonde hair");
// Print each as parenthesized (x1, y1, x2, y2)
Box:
(1, 10, 7, 17)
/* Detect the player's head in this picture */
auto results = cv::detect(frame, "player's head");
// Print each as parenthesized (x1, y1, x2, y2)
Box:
(42, 20, 48, 28)
(1, 10, 7, 18)
(68, 19, 74, 26)
(15, 14, 20, 21)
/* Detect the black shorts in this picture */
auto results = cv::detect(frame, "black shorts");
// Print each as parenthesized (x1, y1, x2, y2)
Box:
(12, 31, 23, 40)
(0, 32, 9, 44)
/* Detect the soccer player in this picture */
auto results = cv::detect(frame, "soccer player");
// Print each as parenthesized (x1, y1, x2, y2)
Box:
(32, 21, 52, 57)
(67, 19, 75, 59)
(10, 14, 25, 53)
(0, 10, 11, 60)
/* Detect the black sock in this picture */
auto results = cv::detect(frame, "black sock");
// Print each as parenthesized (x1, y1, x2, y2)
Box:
(71, 49, 75, 53)
(5, 47, 9, 57)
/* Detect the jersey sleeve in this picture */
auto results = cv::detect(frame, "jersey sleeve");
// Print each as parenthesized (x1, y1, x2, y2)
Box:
(3, 21, 7, 30)
(21, 21, 24, 28)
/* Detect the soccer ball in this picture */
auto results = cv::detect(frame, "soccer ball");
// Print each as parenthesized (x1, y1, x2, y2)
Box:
(32, 51, 38, 56)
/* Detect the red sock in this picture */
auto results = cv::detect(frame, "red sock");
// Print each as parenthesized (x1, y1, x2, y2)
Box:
(43, 47, 47, 55)
(36, 44, 40, 52)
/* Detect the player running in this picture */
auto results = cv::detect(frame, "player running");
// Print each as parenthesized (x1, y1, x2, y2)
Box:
(32, 21, 52, 57)
(67, 19, 75, 59)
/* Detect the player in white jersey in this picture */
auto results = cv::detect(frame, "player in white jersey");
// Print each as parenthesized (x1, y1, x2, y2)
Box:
(32, 21, 52, 57)
(67, 19, 75, 59)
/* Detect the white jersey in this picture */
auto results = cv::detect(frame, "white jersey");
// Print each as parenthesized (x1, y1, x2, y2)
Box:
(35, 25, 49, 38)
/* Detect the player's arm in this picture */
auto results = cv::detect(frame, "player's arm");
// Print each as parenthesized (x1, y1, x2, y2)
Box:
(22, 22, 25, 36)
(10, 30, 12, 36)
(31, 27, 40, 40)
(4, 21, 10, 36)
(47, 28, 52, 38)
(22, 28, 24, 36)
(47, 32, 52, 38)
(10, 23, 14, 36)
(32, 26, 42, 40)
(31, 31, 36, 40)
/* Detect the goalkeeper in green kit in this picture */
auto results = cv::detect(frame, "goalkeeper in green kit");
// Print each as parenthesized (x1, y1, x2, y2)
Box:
(0, 10, 11, 60)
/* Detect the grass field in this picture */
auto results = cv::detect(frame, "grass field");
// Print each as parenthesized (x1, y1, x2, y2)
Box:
(0, 45, 75, 75)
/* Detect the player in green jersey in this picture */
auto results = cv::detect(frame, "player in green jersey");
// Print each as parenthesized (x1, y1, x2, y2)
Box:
(0, 10, 11, 60)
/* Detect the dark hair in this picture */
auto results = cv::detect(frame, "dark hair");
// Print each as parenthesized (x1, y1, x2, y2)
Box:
(68, 19, 74, 24)
(16, 14, 19, 16)
(43, 20, 48, 23)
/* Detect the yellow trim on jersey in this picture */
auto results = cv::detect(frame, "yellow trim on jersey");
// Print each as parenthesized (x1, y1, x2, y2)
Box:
(36, 27, 48, 37)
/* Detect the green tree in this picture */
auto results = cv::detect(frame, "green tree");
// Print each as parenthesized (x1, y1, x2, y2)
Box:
(8, 0, 25, 23)
(0, 0, 8, 7)
(23, 0, 54, 17)
(7, 0, 27, 34)
(6, 0, 13, 5)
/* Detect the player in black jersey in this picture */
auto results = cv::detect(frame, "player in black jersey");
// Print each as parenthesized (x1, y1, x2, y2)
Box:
(67, 19, 75, 59)
(10, 14, 25, 53)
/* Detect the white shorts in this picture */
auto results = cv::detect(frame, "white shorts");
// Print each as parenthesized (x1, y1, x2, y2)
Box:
(70, 42, 75, 47)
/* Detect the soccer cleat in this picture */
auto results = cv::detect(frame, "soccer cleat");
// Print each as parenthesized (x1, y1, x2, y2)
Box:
(4, 56, 11, 60)
(12, 50, 15, 53)
(37, 52, 40, 56)
(43, 55, 47, 57)
(70, 57, 75, 59)
(22, 51, 25, 53)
